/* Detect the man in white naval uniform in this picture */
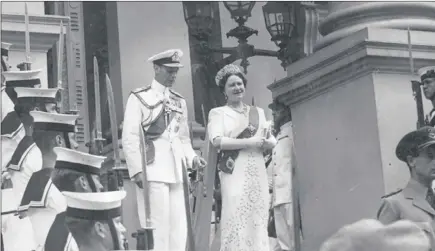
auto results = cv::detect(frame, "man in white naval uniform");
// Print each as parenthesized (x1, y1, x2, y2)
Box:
(63, 190, 128, 251)
(18, 111, 79, 251)
(268, 100, 295, 251)
(122, 49, 206, 251)
(1, 69, 44, 251)
(45, 147, 106, 251)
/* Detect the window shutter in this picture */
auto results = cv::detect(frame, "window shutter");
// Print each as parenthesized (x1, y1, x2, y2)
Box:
(64, 2, 90, 151)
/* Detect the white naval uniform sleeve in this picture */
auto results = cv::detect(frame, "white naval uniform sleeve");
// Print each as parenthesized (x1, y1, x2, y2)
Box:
(21, 144, 43, 174)
(122, 93, 145, 179)
(178, 98, 197, 168)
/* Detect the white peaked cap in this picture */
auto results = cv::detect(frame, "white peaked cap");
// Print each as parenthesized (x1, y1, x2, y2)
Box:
(3, 69, 42, 82)
(418, 66, 435, 78)
(63, 190, 126, 211)
(30, 111, 78, 125)
(15, 87, 59, 99)
(30, 111, 78, 132)
(53, 147, 106, 175)
(1, 42, 12, 51)
(147, 49, 184, 68)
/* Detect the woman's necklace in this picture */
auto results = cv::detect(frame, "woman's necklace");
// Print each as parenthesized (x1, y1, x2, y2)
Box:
(227, 103, 248, 116)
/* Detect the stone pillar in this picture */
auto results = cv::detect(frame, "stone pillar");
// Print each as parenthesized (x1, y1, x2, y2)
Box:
(268, 2, 435, 251)
(316, 2, 435, 51)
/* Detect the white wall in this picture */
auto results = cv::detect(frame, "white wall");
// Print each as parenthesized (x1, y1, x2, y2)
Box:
(219, 2, 286, 120)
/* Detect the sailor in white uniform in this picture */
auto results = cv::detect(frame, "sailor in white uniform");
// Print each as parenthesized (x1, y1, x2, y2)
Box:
(63, 190, 127, 251)
(1, 69, 42, 171)
(122, 49, 206, 251)
(17, 111, 79, 251)
(1, 69, 44, 251)
(45, 147, 106, 251)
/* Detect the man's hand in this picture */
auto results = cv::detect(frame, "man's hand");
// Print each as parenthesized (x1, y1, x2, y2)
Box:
(262, 137, 276, 150)
(132, 172, 143, 189)
(192, 156, 207, 170)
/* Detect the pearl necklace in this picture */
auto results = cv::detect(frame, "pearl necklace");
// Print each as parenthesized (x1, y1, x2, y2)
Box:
(227, 103, 248, 116)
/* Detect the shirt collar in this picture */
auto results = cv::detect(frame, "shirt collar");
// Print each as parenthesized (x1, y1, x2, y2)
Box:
(151, 79, 169, 95)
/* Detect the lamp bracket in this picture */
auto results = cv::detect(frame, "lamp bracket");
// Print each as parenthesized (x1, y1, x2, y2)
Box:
(226, 25, 258, 42)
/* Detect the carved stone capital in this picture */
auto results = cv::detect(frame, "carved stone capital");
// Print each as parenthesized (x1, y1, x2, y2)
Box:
(1, 13, 70, 52)
(298, 2, 329, 56)
(268, 27, 435, 107)
(315, 2, 435, 51)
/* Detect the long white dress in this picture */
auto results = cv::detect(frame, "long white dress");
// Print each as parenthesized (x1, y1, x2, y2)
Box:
(208, 106, 270, 251)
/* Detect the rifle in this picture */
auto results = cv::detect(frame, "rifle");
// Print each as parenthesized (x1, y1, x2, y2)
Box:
(105, 74, 128, 248)
(57, 21, 65, 112)
(17, 3, 31, 71)
(412, 80, 425, 128)
(408, 27, 426, 128)
(91, 56, 106, 154)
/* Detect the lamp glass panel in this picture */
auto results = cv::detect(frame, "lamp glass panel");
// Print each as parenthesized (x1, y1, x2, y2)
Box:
(225, 1, 254, 17)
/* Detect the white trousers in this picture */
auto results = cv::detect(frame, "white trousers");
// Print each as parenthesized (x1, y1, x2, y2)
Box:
(274, 203, 294, 251)
(135, 182, 187, 251)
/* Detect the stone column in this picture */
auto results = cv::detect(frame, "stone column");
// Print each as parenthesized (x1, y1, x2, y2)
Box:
(268, 2, 435, 251)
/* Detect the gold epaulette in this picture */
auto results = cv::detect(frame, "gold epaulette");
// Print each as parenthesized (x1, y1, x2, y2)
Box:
(169, 89, 184, 99)
(381, 188, 402, 199)
(131, 85, 151, 94)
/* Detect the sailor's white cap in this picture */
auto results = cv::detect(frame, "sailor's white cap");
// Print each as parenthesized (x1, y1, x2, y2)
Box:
(54, 147, 105, 175)
(30, 111, 78, 132)
(147, 49, 183, 68)
(418, 66, 435, 81)
(63, 191, 126, 220)
(1, 42, 12, 56)
(3, 69, 42, 87)
(15, 87, 60, 100)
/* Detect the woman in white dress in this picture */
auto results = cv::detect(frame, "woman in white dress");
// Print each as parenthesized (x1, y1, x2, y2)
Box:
(208, 64, 277, 250)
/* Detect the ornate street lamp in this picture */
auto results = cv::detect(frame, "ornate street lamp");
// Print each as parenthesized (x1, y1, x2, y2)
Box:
(263, 2, 297, 68)
(182, 1, 295, 73)
(224, 1, 255, 26)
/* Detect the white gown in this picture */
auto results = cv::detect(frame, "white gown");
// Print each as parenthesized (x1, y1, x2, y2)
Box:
(208, 106, 270, 251)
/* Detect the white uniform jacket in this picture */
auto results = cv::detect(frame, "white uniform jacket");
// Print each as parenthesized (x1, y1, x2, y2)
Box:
(1, 86, 25, 170)
(122, 79, 197, 183)
(270, 121, 293, 207)
(20, 173, 67, 251)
